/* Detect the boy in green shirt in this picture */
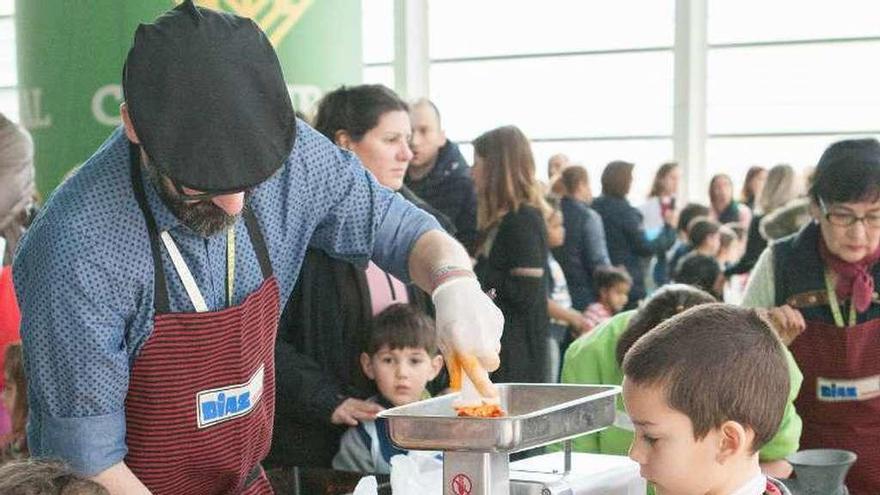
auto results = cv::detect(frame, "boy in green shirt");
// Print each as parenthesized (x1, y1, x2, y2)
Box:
(558, 284, 802, 478)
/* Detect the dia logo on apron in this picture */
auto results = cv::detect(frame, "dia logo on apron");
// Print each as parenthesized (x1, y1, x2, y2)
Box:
(790, 273, 880, 495)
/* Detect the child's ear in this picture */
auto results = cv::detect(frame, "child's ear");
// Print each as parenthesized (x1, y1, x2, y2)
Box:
(429, 354, 444, 380)
(360, 352, 375, 380)
(716, 420, 752, 464)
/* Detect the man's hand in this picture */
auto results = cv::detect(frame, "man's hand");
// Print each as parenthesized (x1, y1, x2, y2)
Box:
(433, 276, 504, 399)
(759, 305, 806, 346)
(330, 398, 385, 427)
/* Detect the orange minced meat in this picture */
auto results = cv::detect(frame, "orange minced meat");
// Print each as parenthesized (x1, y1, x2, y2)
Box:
(455, 403, 506, 418)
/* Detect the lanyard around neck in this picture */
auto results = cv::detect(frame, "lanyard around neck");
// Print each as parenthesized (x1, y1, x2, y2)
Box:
(824, 270, 857, 328)
(160, 225, 236, 312)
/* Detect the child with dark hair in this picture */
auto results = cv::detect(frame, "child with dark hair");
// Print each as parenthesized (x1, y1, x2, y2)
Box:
(622, 304, 793, 494)
(0, 459, 109, 495)
(674, 253, 724, 300)
(1, 342, 26, 462)
(686, 216, 722, 258)
(581, 266, 632, 334)
(666, 203, 712, 281)
(559, 285, 802, 481)
(332, 304, 443, 474)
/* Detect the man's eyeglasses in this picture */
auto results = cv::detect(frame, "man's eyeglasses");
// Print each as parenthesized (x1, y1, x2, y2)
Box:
(167, 176, 249, 202)
(819, 198, 880, 229)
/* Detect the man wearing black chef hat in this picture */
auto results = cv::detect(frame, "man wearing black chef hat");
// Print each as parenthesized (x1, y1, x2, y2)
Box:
(12, 2, 502, 494)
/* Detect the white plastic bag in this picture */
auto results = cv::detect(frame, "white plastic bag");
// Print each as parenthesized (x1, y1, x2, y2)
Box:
(352, 475, 378, 495)
(390, 451, 443, 494)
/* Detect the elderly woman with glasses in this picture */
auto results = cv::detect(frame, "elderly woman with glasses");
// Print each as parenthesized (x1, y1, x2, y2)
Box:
(742, 138, 880, 493)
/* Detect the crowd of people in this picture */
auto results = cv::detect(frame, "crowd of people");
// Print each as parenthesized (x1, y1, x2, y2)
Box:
(1, 3, 880, 495)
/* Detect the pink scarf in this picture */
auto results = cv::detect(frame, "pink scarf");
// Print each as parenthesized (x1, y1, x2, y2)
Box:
(818, 236, 880, 313)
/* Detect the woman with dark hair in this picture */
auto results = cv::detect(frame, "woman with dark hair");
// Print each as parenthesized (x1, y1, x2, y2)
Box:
(268, 84, 452, 469)
(555, 166, 610, 310)
(741, 165, 768, 210)
(710, 173, 752, 229)
(592, 160, 676, 308)
(743, 138, 880, 492)
(558, 284, 801, 478)
(641, 162, 680, 287)
(472, 125, 549, 383)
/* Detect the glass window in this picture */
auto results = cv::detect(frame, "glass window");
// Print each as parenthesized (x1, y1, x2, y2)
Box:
(0, 17, 16, 87)
(709, 0, 880, 45)
(706, 134, 880, 193)
(0, 87, 18, 122)
(0, 0, 12, 16)
(363, 64, 395, 89)
(431, 51, 673, 143)
(708, 41, 880, 135)
(362, 0, 394, 65)
(429, 0, 674, 59)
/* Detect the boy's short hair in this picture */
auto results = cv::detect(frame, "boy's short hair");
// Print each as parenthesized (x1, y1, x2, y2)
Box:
(615, 284, 716, 365)
(687, 216, 721, 247)
(594, 266, 632, 292)
(677, 203, 711, 234)
(622, 303, 789, 452)
(673, 253, 722, 297)
(0, 459, 110, 495)
(366, 303, 438, 355)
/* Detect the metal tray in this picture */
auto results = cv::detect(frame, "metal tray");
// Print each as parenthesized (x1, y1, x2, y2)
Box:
(378, 383, 620, 453)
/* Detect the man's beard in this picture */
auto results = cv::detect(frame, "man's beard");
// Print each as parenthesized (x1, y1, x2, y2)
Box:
(143, 159, 239, 237)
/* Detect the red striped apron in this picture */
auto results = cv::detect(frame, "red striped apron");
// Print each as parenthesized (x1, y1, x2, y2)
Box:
(124, 151, 278, 494)
(790, 317, 880, 495)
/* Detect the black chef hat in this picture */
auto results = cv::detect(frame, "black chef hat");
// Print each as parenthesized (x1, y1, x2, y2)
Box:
(123, 0, 295, 193)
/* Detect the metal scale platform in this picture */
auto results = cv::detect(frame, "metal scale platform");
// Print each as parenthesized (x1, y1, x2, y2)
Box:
(379, 383, 645, 495)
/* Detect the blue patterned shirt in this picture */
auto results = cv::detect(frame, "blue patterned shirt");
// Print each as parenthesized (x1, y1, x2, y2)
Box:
(12, 120, 441, 476)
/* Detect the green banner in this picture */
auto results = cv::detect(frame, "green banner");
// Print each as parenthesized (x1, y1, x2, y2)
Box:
(15, 0, 362, 195)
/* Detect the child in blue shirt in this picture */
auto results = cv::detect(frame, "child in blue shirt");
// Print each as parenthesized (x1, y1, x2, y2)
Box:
(333, 304, 443, 474)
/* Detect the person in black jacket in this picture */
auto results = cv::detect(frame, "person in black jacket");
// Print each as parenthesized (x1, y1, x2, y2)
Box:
(472, 125, 549, 383)
(267, 85, 450, 469)
(406, 99, 478, 254)
(592, 161, 676, 308)
(554, 165, 611, 310)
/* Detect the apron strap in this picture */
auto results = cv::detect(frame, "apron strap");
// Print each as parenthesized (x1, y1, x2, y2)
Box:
(130, 143, 171, 314)
(160, 231, 210, 313)
(129, 142, 274, 315)
(242, 208, 272, 280)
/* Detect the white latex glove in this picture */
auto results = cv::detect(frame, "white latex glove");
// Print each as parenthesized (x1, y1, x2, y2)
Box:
(432, 277, 504, 399)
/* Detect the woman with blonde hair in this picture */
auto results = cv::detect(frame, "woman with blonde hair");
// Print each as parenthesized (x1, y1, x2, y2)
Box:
(472, 125, 549, 383)
(726, 164, 800, 277)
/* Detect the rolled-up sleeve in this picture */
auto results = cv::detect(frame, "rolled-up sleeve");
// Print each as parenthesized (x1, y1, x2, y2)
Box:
(371, 195, 441, 282)
(13, 223, 133, 476)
